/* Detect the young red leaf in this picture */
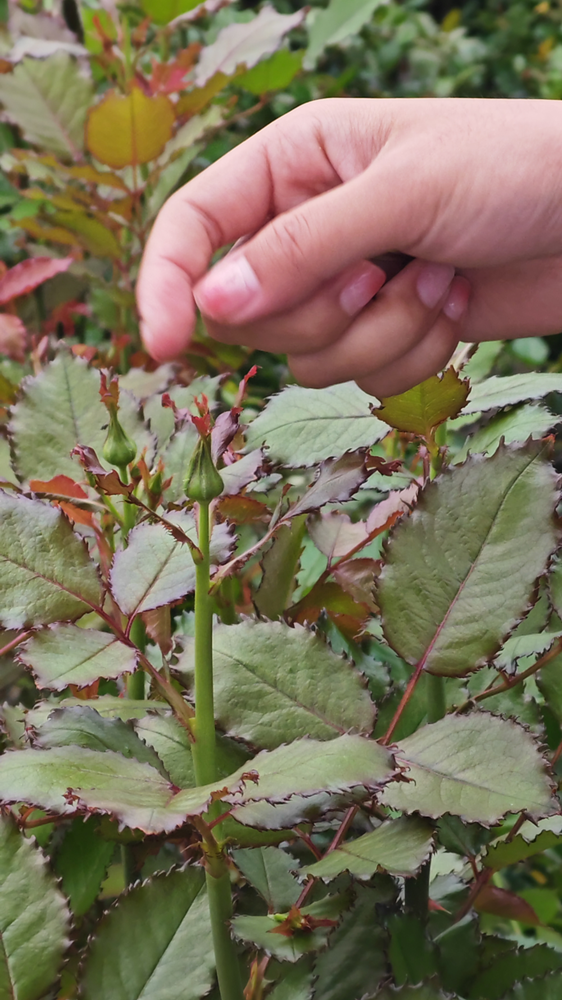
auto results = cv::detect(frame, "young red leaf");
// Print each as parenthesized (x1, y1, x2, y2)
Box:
(473, 885, 540, 925)
(29, 476, 89, 501)
(0, 314, 26, 362)
(0, 257, 73, 305)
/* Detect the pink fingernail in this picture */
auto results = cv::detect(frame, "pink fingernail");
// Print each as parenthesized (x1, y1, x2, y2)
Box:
(340, 266, 384, 317)
(194, 255, 261, 322)
(443, 277, 470, 322)
(416, 263, 455, 309)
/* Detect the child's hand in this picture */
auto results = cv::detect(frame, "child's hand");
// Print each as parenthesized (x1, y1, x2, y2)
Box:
(137, 97, 562, 395)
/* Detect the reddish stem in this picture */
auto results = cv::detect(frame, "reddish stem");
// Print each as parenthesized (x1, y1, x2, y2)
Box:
(381, 658, 426, 746)
(0, 630, 31, 658)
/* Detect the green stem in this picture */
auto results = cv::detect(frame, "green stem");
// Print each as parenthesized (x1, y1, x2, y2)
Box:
(127, 617, 146, 701)
(121, 843, 136, 887)
(205, 868, 244, 1000)
(119, 466, 136, 541)
(405, 860, 431, 920)
(426, 673, 447, 724)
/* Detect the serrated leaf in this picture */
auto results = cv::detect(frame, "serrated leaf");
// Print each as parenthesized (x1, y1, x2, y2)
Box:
(233, 846, 301, 911)
(18, 624, 137, 691)
(313, 886, 387, 1000)
(269, 961, 313, 1000)
(454, 404, 557, 463)
(494, 630, 562, 673)
(469, 944, 562, 1000)
(0, 53, 93, 158)
(110, 512, 233, 616)
(231, 892, 350, 962)
(374, 369, 469, 438)
(503, 974, 562, 1000)
(86, 87, 175, 169)
(0, 491, 100, 628)
(176, 620, 375, 749)
(287, 452, 368, 519)
(305, 0, 387, 69)
(463, 373, 562, 415)
(381, 713, 554, 824)
(244, 383, 388, 467)
(482, 816, 562, 869)
(373, 986, 450, 999)
(133, 713, 248, 789)
(0, 814, 70, 1000)
(194, 5, 306, 86)
(378, 444, 559, 676)
(32, 706, 169, 775)
(26, 696, 169, 728)
(304, 817, 433, 881)
(81, 867, 214, 1000)
(54, 817, 114, 917)
(254, 516, 306, 619)
(0, 256, 72, 305)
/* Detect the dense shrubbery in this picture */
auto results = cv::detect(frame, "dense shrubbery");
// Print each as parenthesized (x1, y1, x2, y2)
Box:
(1, 2, 562, 1000)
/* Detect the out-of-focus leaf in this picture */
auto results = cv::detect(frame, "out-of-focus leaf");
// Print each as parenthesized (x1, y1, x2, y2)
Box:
(244, 383, 388, 467)
(86, 87, 175, 169)
(287, 452, 368, 519)
(378, 444, 558, 676)
(503, 975, 562, 1000)
(110, 512, 233, 616)
(388, 914, 438, 986)
(176, 619, 375, 749)
(0, 53, 93, 158)
(0, 491, 100, 628)
(233, 846, 301, 911)
(19, 625, 137, 691)
(254, 516, 306, 619)
(288, 579, 372, 638)
(313, 887, 388, 1000)
(374, 369, 469, 438)
(269, 962, 313, 1000)
(55, 817, 114, 917)
(454, 404, 557, 463)
(141, 0, 202, 24)
(80, 868, 214, 1000)
(0, 814, 71, 1000)
(305, 0, 389, 69)
(304, 817, 434, 880)
(194, 5, 306, 86)
(0, 256, 72, 304)
(237, 47, 303, 94)
(49, 209, 120, 258)
(473, 884, 539, 924)
(231, 893, 349, 962)
(460, 340, 504, 382)
(382, 713, 554, 824)
(373, 983, 449, 999)
(463, 373, 562, 414)
(0, 314, 26, 362)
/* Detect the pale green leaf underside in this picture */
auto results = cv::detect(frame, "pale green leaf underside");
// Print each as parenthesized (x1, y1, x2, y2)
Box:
(26, 696, 169, 729)
(454, 404, 557, 463)
(19, 624, 137, 690)
(0, 53, 92, 158)
(231, 893, 349, 962)
(379, 444, 558, 675)
(81, 867, 214, 1000)
(305, 0, 387, 69)
(177, 619, 375, 749)
(0, 490, 100, 628)
(304, 816, 434, 880)
(463, 373, 562, 415)
(234, 845, 301, 912)
(381, 713, 554, 824)
(494, 631, 562, 673)
(244, 383, 387, 467)
(0, 815, 70, 1000)
(194, 6, 306, 86)
(0, 735, 395, 833)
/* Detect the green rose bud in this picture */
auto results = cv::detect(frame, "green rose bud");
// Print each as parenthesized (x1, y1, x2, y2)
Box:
(102, 411, 137, 469)
(184, 435, 223, 503)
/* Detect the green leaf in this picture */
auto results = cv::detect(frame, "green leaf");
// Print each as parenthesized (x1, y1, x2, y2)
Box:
(231, 892, 350, 962)
(382, 713, 554, 824)
(313, 886, 387, 1000)
(494, 630, 562, 673)
(373, 986, 451, 999)
(237, 47, 303, 94)
(18, 624, 138, 691)
(463, 373, 562, 415)
(303, 817, 434, 881)
(0, 814, 70, 1000)
(305, 0, 387, 69)
(233, 846, 301, 911)
(469, 944, 562, 1000)
(374, 369, 469, 438)
(269, 961, 313, 1000)
(194, 6, 307, 86)
(244, 383, 388, 467)
(254, 516, 307, 619)
(503, 976, 562, 1000)
(286, 452, 369, 519)
(54, 817, 114, 917)
(0, 53, 93, 159)
(143, 377, 223, 451)
(0, 491, 101, 628)
(81, 867, 214, 1000)
(378, 443, 559, 676)
(110, 512, 233, 616)
(454, 404, 557, 463)
(9, 351, 150, 483)
(27, 696, 169, 727)
(433, 915, 480, 998)
(161, 423, 199, 502)
(32, 706, 169, 774)
(388, 914, 438, 986)
(176, 620, 376, 749)
(141, 0, 200, 24)
(133, 713, 248, 789)
(461, 341, 504, 383)
(482, 816, 562, 869)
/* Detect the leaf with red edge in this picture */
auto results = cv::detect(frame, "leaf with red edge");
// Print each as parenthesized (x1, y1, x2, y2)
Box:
(286, 452, 368, 521)
(216, 495, 270, 524)
(30, 476, 88, 501)
(288, 581, 371, 638)
(474, 885, 540, 925)
(71, 446, 134, 497)
(332, 558, 379, 612)
(0, 314, 26, 362)
(0, 257, 73, 305)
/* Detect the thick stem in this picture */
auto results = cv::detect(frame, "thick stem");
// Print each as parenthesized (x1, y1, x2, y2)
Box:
(405, 860, 430, 920)
(206, 868, 245, 1000)
(192, 501, 216, 787)
(426, 673, 447, 724)
(127, 617, 146, 701)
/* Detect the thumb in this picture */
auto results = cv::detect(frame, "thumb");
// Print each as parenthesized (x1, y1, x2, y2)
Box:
(194, 164, 412, 325)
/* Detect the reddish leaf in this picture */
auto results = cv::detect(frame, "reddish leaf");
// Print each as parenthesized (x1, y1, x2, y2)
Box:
(57, 501, 95, 528)
(71, 445, 134, 497)
(332, 558, 379, 613)
(0, 257, 73, 305)
(30, 476, 89, 501)
(365, 483, 419, 535)
(211, 407, 241, 462)
(308, 511, 369, 563)
(288, 581, 370, 639)
(149, 45, 200, 94)
(142, 607, 172, 655)
(0, 314, 26, 362)
(216, 494, 270, 524)
(473, 884, 540, 925)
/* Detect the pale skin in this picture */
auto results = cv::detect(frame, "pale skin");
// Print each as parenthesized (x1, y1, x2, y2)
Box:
(137, 97, 562, 396)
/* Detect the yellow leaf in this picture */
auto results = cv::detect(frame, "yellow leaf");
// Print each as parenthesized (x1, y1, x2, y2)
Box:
(16, 217, 82, 249)
(373, 368, 470, 439)
(50, 210, 121, 259)
(86, 86, 175, 169)
(176, 73, 229, 117)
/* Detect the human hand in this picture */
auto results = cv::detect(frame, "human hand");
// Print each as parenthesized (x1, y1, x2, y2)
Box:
(137, 97, 562, 395)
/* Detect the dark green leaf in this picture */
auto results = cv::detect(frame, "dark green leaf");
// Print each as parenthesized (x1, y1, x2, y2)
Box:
(18, 624, 137, 691)
(468, 943, 562, 1000)
(304, 817, 434, 881)
(233, 846, 301, 911)
(268, 961, 313, 1000)
(54, 817, 114, 917)
(313, 886, 388, 1000)
(388, 914, 438, 986)
(482, 816, 562, 869)
(504, 976, 562, 1000)
(254, 516, 306, 619)
(373, 986, 451, 999)
(231, 892, 350, 962)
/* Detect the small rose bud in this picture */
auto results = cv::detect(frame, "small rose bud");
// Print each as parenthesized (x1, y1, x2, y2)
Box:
(184, 435, 223, 503)
(102, 411, 137, 469)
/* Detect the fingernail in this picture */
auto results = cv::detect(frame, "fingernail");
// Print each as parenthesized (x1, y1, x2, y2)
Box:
(443, 276, 470, 322)
(416, 263, 455, 309)
(194, 255, 261, 322)
(340, 266, 384, 317)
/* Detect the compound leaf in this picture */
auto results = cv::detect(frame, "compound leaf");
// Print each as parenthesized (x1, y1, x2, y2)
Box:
(80, 867, 214, 1000)
(378, 443, 559, 676)
(177, 620, 375, 749)
(304, 816, 434, 880)
(382, 713, 554, 824)
(0, 491, 100, 628)
(0, 814, 70, 1000)
(18, 624, 137, 691)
